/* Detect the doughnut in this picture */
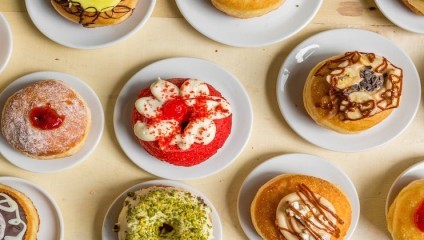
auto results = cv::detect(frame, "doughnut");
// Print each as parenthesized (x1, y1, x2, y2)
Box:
(303, 51, 402, 134)
(211, 0, 284, 18)
(0, 184, 39, 240)
(51, 0, 139, 27)
(401, 0, 424, 15)
(1, 80, 91, 159)
(132, 78, 232, 166)
(114, 185, 213, 240)
(251, 174, 351, 240)
(387, 179, 424, 239)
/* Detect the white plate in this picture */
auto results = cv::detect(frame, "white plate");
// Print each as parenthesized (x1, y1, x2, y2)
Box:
(276, 28, 421, 152)
(0, 71, 104, 173)
(25, 0, 156, 49)
(237, 153, 360, 240)
(386, 160, 424, 214)
(102, 179, 223, 240)
(376, 0, 424, 34)
(114, 57, 252, 180)
(0, 176, 64, 240)
(0, 13, 13, 74)
(176, 0, 323, 47)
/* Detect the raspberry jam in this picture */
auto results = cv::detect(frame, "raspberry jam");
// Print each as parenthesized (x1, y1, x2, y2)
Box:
(29, 104, 64, 130)
(414, 201, 424, 232)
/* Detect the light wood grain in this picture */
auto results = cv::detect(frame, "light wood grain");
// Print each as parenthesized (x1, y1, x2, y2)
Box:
(0, 1, 423, 239)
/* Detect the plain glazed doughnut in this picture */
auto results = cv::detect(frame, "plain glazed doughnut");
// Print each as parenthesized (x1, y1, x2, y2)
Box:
(132, 78, 232, 166)
(211, 0, 284, 18)
(115, 185, 213, 240)
(51, 0, 139, 27)
(0, 184, 40, 240)
(1, 80, 91, 159)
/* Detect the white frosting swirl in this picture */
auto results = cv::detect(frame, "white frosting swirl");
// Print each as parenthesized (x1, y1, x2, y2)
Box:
(0, 213, 5, 239)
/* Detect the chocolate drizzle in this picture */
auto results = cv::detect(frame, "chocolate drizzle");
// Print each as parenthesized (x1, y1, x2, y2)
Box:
(277, 184, 343, 240)
(0, 193, 28, 239)
(53, 0, 133, 27)
(314, 51, 402, 121)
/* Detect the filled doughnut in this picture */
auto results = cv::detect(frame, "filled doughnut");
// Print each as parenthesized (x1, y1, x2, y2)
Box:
(211, 0, 285, 18)
(251, 174, 351, 240)
(1, 80, 91, 159)
(114, 185, 213, 240)
(0, 184, 39, 240)
(303, 51, 402, 134)
(51, 0, 139, 27)
(387, 179, 424, 240)
(132, 78, 232, 166)
(401, 0, 424, 15)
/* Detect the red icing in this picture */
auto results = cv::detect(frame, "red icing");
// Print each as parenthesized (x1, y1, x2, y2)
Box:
(414, 201, 424, 232)
(29, 104, 64, 130)
(132, 78, 232, 167)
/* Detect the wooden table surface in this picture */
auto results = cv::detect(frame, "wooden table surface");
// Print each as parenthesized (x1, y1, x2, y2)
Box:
(0, 0, 423, 239)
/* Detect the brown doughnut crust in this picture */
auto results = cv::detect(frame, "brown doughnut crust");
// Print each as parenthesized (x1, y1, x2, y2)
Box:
(303, 52, 402, 134)
(51, 0, 139, 27)
(1, 80, 91, 160)
(401, 0, 424, 15)
(251, 174, 351, 240)
(387, 179, 424, 240)
(0, 184, 40, 240)
(211, 0, 284, 18)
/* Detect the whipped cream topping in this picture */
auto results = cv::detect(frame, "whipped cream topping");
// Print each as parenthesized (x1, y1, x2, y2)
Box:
(276, 184, 343, 240)
(134, 78, 231, 150)
(0, 193, 27, 240)
(315, 51, 402, 121)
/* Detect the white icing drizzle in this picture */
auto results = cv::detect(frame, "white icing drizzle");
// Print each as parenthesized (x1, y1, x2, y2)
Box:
(0, 213, 5, 239)
(0, 193, 27, 240)
(133, 78, 231, 150)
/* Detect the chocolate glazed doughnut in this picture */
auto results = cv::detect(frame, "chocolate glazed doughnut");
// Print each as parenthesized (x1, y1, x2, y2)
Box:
(51, 0, 139, 27)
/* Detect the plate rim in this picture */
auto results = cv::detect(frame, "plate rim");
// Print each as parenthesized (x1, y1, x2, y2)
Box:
(113, 56, 253, 180)
(175, 0, 323, 47)
(25, 0, 157, 49)
(0, 175, 65, 240)
(237, 153, 360, 240)
(0, 71, 104, 173)
(101, 179, 223, 240)
(0, 13, 13, 74)
(276, 28, 421, 152)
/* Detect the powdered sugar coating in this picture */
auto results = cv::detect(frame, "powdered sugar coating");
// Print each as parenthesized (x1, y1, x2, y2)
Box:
(1, 80, 91, 158)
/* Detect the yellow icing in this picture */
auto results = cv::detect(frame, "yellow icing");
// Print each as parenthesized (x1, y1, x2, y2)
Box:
(72, 0, 121, 12)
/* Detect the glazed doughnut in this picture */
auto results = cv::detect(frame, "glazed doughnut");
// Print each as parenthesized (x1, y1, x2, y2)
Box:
(0, 184, 39, 240)
(303, 51, 402, 134)
(387, 179, 424, 240)
(211, 0, 284, 18)
(132, 78, 232, 166)
(51, 0, 139, 27)
(1, 80, 91, 159)
(401, 0, 424, 15)
(115, 185, 213, 240)
(251, 174, 351, 240)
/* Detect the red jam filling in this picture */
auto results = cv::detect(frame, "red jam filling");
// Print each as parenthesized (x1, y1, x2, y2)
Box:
(29, 104, 64, 130)
(414, 201, 424, 232)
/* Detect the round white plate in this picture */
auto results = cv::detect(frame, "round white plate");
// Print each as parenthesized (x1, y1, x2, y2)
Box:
(102, 179, 223, 240)
(176, 0, 323, 47)
(114, 57, 252, 180)
(276, 28, 421, 152)
(376, 0, 424, 34)
(0, 71, 104, 173)
(237, 153, 360, 240)
(25, 0, 156, 49)
(386, 160, 424, 214)
(0, 176, 64, 240)
(0, 13, 13, 74)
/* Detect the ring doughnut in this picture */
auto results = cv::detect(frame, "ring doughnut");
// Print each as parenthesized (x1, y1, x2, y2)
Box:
(132, 78, 232, 166)
(1, 80, 91, 159)
(51, 0, 139, 27)
(115, 185, 213, 240)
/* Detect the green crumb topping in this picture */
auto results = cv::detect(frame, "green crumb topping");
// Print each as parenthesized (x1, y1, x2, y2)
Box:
(125, 188, 213, 240)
